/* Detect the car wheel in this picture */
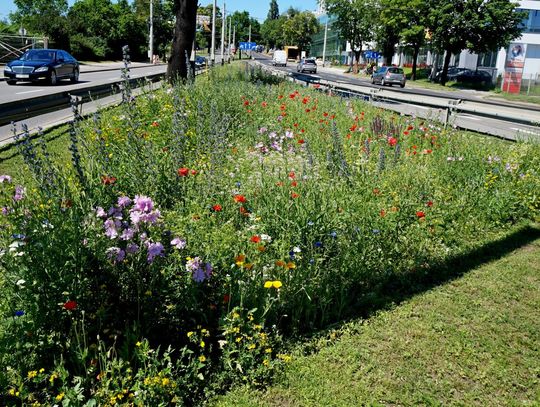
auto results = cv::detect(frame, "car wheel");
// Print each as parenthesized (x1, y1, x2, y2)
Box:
(71, 69, 79, 83)
(6, 80, 17, 86)
(381, 78, 386, 86)
(400, 83, 405, 88)
(371, 77, 375, 84)
(49, 70, 57, 85)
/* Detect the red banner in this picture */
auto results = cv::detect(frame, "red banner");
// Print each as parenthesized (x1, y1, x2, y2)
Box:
(503, 43, 526, 94)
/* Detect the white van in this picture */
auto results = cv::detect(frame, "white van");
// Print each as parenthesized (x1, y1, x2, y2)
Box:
(272, 50, 287, 67)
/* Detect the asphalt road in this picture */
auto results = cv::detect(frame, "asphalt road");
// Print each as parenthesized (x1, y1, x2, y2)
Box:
(0, 65, 167, 104)
(253, 56, 540, 141)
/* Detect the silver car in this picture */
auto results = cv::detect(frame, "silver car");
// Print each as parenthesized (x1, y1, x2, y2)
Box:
(297, 58, 317, 74)
(371, 66, 406, 88)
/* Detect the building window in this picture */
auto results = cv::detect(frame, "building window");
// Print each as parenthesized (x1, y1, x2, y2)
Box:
(478, 51, 497, 68)
(518, 8, 540, 33)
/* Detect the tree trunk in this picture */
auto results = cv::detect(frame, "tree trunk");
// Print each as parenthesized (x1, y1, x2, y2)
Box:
(411, 44, 419, 81)
(353, 49, 362, 74)
(440, 49, 452, 86)
(167, 0, 198, 82)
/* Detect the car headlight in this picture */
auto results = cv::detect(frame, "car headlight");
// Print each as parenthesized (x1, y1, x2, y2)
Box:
(4, 66, 12, 72)
(35, 66, 49, 73)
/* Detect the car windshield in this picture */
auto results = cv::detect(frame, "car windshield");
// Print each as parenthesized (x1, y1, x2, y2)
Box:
(305, 59, 316, 63)
(388, 68, 404, 74)
(20, 50, 55, 61)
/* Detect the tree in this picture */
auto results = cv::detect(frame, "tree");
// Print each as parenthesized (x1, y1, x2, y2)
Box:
(230, 11, 261, 46)
(167, 0, 198, 81)
(261, 16, 286, 49)
(267, 0, 279, 20)
(324, 0, 376, 73)
(429, 0, 525, 85)
(11, 0, 69, 49)
(379, 0, 431, 80)
(282, 11, 320, 53)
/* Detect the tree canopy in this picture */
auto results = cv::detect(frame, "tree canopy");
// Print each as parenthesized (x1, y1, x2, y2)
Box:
(267, 0, 279, 20)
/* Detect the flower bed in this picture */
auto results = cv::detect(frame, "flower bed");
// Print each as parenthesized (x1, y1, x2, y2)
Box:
(1, 66, 539, 405)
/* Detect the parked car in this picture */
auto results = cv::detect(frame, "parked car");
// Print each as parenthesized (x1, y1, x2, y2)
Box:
(297, 58, 317, 74)
(272, 50, 287, 67)
(4, 49, 79, 86)
(371, 66, 406, 87)
(432, 67, 469, 83)
(455, 69, 493, 86)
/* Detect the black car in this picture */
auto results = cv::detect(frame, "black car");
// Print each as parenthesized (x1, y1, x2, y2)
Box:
(455, 69, 493, 86)
(432, 67, 469, 83)
(4, 49, 79, 86)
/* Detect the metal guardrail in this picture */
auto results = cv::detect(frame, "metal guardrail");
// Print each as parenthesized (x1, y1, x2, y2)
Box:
(251, 61, 540, 128)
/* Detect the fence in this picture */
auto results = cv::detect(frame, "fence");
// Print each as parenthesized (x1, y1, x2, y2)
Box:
(0, 34, 48, 63)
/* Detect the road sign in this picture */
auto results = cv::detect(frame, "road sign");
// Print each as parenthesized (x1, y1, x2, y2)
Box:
(239, 42, 257, 51)
(364, 50, 380, 59)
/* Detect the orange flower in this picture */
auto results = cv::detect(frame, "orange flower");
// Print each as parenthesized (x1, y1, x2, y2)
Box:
(234, 194, 246, 203)
(250, 235, 261, 243)
(291, 192, 299, 199)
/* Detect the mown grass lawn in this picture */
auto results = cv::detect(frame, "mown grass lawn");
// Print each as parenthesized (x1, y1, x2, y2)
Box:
(215, 225, 540, 406)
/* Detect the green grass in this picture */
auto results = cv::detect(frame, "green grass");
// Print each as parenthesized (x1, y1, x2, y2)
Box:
(214, 225, 540, 406)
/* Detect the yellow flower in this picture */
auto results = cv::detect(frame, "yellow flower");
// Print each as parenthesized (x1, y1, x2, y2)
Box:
(248, 343, 256, 350)
(161, 378, 170, 387)
(200, 340, 205, 348)
(199, 355, 206, 362)
(55, 392, 65, 402)
(49, 373, 58, 384)
(265, 347, 272, 353)
(39, 368, 45, 373)
(264, 281, 273, 288)
(136, 341, 142, 347)
(232, 312, 240, 319)
(272, 280, 283, 289)
(262, 359, 270, 367)
(8, 388, 15, 396)
(27, 370, 37, 379)
(254, 324, 262, 330)
(187, 331, 194, 338)
(286, 262, 296, 270)
(144, 290, 152, 296)
(278, 354, 292, 363)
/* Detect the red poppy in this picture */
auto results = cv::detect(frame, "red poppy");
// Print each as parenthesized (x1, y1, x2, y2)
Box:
(388, 137, 398, 147)
(407, 125, 414, 130)
(298, 139, 305, 144)
(239, 206, 249, 215)
(243, 100, 250, 106)
(234, 194, 246, 203)
(416, 211, 426, 218)
(101, 175, 117, 185)
(291, 181, 298, 187)
(223, 294, 230, 304)
(250, 235, 261, 243)
(151, 121, 159, 127)
(293, 123, 298, 127)
(426, 201, 433, 207)
(380, 209, 386, 217)
(278, 95, 283, 99)
(373, 188, 381, 195)
(275, 181, 284, 187)
(403, 131, 409, 136)
(306, 108, 311, 113)
(302, 97, 309, 104)
(261, 101, 268, 107)
(212, 204, 222, 212)
(288, 171, 295, 179)
(323, 112, 329, 117)
(177, 167, 189, 177)
(289, 93, 296, 99)
(291, 192, 299, 199)
(63, 300, 77, 310)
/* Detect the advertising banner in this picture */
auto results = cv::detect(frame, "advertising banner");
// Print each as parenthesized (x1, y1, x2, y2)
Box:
(502, 43, 527, 93)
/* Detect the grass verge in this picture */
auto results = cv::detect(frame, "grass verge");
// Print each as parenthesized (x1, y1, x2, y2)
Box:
(214, 224, 540, 406)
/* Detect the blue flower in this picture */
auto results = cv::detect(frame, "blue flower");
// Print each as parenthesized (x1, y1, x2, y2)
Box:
(11, 234, 25, 240)
(309, 258, 315, 264)
(14, 310, 25, 317)
(235, 181, 242, 188)
(314, 241, 323, 248)
(329, 231, 337, 238)
(372, 229, 380, 234)
(289, 251, 295, 259)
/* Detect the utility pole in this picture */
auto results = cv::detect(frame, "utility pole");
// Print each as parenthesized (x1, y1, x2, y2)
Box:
(248, 24, 251, 43)
(228, 15, 232, 62)
(220, 1, 226, 65)
(322, 17, 328, 67)
(149, 0, 154, 63)
(211, 0, 216, 66)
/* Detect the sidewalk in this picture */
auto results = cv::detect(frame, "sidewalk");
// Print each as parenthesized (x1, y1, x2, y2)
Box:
(0, 61, 165, 81)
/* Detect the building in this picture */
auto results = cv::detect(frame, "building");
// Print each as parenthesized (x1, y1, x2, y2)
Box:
(310, 13, 347, 64)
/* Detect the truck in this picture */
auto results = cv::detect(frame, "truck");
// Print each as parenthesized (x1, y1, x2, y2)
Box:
(272, 50, 287, 67)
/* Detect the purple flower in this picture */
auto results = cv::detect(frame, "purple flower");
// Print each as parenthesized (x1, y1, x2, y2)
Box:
(13, 186, 25, 201)
(108, 206, 123, 219)
(120, 228, 135, 241)
(258, 127, 268, 134)
(285, 130, 294, 139)
(117, 196, 132, 207)
(130, 211, 142, 225)
(2, 207, 10, 216)
(104, 219, 118, 239)
(186, 256, 201, 272)
(271, 141, 282, 152)
(126, 243, 139, 254)
(0, 175, 12, 183)
(192, 261, 212, 283)
(96, 207, 107, 218)
(142, 210, 160, 224)
(106, 247, 125, 262)
(134, 195, 154, 213)
(147, 242, 164, 263)
(171, 237, 186, 250)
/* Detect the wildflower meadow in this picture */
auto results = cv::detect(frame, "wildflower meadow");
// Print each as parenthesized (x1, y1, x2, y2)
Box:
(0, 64, 539, 405)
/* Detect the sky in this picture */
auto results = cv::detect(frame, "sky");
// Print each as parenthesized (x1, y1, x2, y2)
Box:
(0, 0, 320, 22)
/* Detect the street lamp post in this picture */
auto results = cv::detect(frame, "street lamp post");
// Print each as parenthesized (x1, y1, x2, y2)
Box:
(228, 16, 232, 62)
(149, 0, 154, 63)
(211, 0, 216, 66)
(322, 17, 328, 67)
(220, 1, 226, 65)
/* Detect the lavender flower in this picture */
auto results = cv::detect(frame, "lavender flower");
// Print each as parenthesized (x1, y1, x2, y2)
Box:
(147, 242, 164, 263)
(117, 196, 132, 207)
(106, 247, 125, 262)
(171, 237, 186, 249)
(126, 243, 139, 254)
(96, 207, 107, 218)
(120, 228, 135, 241)
(13, 186, 25, 201)
(134, 195, 154, 213)
(0, 175, 12, 183)
(104, 218, 119, 239)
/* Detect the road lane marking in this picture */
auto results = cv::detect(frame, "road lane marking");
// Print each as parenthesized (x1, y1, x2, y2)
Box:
(459, 115, 481, 121)
(15, 89, 45, 95)
(511, 127, 540, 136)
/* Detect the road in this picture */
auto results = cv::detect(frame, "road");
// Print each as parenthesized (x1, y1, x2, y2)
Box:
(0, 65, 167, 104)
(254, 55, 540, 141)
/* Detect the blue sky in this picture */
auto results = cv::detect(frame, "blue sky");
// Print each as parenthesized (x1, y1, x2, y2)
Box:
(1, 0, 320, 22)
